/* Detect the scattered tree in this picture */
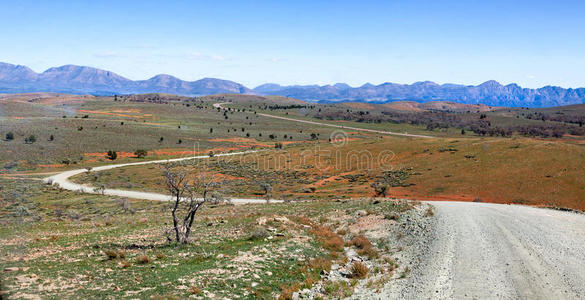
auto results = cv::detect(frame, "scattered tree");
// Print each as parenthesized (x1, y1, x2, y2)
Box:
(106, 150, 118, 160)
(134, 149, 148, 158)
(260, 182, 272, 196)
(24, 135, 36, 144)
(5, 132, 14, 141)
(372, 182, 389, 197)
(162, 162, 216, 244)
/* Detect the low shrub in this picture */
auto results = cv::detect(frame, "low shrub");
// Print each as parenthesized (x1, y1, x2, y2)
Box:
(349, 235, 372, 249)
(135, 255, 152, 264)
(349, 261, 369, 279)
(104, 249, 118, 260)
(249, 226, 270, 240)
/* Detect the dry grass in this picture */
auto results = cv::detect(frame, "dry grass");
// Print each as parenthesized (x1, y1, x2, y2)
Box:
(307, 258, 332, 273)
(103, 249, 118, 260)
(311, 226, 344, 253)
(135, 255, 152, 264)
(188, 285, 201, 295)
(279, 283, 300, 300)
(349, 235, 379, 259)
(349, 235, 372, 249)
(423, 206, 435, 217)
(120, 260, 131, 268)
(349, 261, 369, 279)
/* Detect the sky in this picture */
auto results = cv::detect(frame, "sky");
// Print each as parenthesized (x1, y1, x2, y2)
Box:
(0, 0, 584, 88)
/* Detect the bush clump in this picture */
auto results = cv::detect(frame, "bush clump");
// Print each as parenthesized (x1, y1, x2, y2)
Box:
(349, 235, 379, 259)
(249, 226, 270, 240)
(135, 255, 152, 264)
(349, 261, 369, 279)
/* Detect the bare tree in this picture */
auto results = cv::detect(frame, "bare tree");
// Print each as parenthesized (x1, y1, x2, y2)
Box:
(162, 162, 215, 244)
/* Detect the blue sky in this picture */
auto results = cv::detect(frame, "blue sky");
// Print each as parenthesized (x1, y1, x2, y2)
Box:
(1, 0, 584, 88)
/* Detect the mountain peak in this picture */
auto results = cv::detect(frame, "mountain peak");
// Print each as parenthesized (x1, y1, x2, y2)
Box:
(479, 80, 502, 88)
(333, 83, 351, 90)
(0, 62, 38, 82)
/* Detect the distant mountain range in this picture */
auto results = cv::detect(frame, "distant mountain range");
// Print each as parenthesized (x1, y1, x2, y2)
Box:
(0, 62, 250, 96)
(1, 62, 584, 107)
(254, 81, 585, 108)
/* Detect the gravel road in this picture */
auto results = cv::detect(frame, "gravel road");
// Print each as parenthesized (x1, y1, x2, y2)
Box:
(383, 201, 585, 299)
(44, 150, 282, 204)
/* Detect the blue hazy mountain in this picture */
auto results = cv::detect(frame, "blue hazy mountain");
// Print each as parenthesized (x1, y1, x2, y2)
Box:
(254, 80, 585, 107)
(0, 62, 251, 96)
(1, 62, 585, 107)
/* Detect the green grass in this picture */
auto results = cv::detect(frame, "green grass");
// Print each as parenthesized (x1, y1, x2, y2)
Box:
(0, 177, 411, 298)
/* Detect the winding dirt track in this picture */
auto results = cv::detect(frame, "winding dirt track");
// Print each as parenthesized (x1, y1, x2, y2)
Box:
(44, 150, 282, 204)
